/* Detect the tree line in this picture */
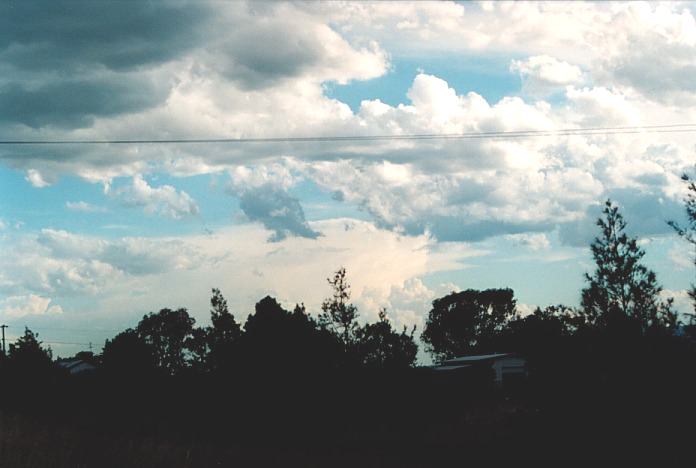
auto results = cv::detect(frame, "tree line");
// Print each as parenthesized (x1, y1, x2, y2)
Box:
(0, 173, 694, 381)
(0, 268, 419, 378)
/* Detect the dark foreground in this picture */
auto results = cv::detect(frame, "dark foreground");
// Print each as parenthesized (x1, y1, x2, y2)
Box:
(1, 355, 695, 468)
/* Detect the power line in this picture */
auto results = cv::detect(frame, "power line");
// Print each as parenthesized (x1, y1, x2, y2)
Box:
(2, 337, 96, 348)
(1, 123, 696, 145)
(26, 326, 122, 334)
(0, 325, 117, 349)
(42, 340, 95, 347)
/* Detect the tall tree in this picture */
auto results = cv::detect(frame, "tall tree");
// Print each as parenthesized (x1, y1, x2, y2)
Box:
(209, 288, 241, 343)
(502, 305, 580, 367)
(318, 267, 360, 349)
(581, 199, 676, 334)
(136, 308, 198, 374)
(206, 288, 242, 371)
(7, 327, 53, 371)
(421, 288, 517, 361)
(668, 171, 696, 318)
(4, 328, 56, 397)
(356, 308, 418, 369)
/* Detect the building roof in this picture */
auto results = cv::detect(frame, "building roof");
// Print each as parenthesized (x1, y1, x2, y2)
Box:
(432, 364, 472, 372)
(57, 359, 82, 369)
(441, 353, 514, 366)
(57, 359, 97, 373)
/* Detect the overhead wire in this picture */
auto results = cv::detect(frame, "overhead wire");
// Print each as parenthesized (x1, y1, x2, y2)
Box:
(0, 123, 696, 145)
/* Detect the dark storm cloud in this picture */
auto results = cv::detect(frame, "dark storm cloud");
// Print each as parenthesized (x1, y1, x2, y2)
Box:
(217, 22, 327, 89)
(0, 0, 359, 95)
(604, 188, 685, 238)
(558, 189, 685, 247)
(239, 187, 321, 242)
(0, 77, 167, 129)
(0, 0, 212, 130)
(401, 216, 552, 243)
(0, 1, 210, 71)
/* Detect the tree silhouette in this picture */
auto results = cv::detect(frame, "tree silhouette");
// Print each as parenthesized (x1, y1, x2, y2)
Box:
(581, 199, 676, 334)
(185, 326, 210, 372)
(206, 288, 242, 372)
(421, 288, 517, 361)
(101, 328, 157, 377)
(2, 328, 57, 403)
(7, 327, 53, 372)
(356, 308, 418, 369)
(135, 308, 198, 374)
(505, 305, 580, 345)
(502, 305, 579, 375)
(668, 171, 696, 319)
(209, 288, 241, 342)
(318, 267, 360, 350)
(238, 296, 339, 372)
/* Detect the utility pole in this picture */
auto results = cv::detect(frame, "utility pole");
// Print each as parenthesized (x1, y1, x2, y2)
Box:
(0, 324, 7, 355)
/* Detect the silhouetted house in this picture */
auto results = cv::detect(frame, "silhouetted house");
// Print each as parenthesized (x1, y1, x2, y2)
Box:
(57, 358, 97, 375)
(432, 353, 527, 387)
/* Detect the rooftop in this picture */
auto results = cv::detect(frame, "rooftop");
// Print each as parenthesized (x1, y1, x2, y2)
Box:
(442, 353, 513, 365)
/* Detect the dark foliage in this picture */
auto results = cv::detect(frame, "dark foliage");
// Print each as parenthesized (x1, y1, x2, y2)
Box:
(101, 329, 157, 377)
(318, 267, 360, 349)
(6, 327, 53, 374)
(669, 170, 696, 319)
(205, 288, 242, 372)
(135, 307, 198, 374)
(237, 296, 341, 373)
(421, 288, 517, 361)
(356, 308, 418, 369)
(581, 200, 677, 335)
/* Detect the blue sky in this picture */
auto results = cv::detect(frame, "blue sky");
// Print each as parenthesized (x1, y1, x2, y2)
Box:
(1, 1, 695, 358)
(326, 54, 521, 111)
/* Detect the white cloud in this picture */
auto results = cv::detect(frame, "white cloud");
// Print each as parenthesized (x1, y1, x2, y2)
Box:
(516, 303, 537, 317)
(0, 1, 694, 247)
(112, 175, 199, 219)
(669, 245, 694, 270)
(328, 2, 696, 105)
(0, 219, 482, 326)
(511, 55, 583, 94)
(12, 62, 681, 245)
(563, 86, 639, 126)
(35, 229, 202, 276)
(65, 201, 107, 213)
(0, 295, 63, 318)
(228, 162, 298, 193)
(0, 229, 205, 297)
(25, 169, 51, 188)
(358, 277, 460, 332)
(661, 289, 695, 319)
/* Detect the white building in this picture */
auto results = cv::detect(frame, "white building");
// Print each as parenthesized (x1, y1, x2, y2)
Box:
(57, 358, 98, 375)
(432, 352, 527, 386)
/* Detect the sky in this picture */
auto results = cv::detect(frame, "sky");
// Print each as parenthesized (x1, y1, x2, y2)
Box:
(0, 1, 695, 358)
